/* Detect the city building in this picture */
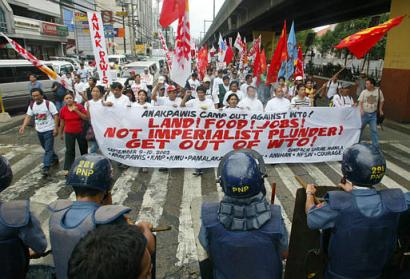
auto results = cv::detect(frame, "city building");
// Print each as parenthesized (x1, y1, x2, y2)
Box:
(0, 0, 69, 59)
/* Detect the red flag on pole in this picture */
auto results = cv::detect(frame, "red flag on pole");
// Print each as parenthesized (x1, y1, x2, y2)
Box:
(260, 49, 267, 74)
(159, 0, 186, 28)
(197, 47, 208, 80)
(253, 49, 261, 85)
(224, 46, 234, 65)
(266, 21, 287, 85)
(335, 15, 404, 58)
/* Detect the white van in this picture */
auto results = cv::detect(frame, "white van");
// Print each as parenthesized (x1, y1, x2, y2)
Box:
(48, 60, 76, 75)
(0, 60, 56, 111)
(118, 61, 159, 85)
(107, 55, 128, 69)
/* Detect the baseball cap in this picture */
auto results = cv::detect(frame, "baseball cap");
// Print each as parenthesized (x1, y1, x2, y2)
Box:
(295, 76, 303, 81)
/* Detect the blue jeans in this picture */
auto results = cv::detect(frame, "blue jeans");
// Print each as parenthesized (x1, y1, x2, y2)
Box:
(88, 141, 99, 153)
(361, 112, 379, 149)
(37, 130, 58, 168)
(55, 101, 64, 112)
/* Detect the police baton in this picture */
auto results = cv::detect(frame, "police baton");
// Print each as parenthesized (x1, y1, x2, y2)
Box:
(294, 175, 321, 204)
(151, 225, 172, 232)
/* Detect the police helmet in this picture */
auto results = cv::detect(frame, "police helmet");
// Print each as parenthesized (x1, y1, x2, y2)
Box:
(0, 156, 13, 192)
(342, 143, 386, 187)
(217, 149, 266, 198)
(66, 154, 113, 191)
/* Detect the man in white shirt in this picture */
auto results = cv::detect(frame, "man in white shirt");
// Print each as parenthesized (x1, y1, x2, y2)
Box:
(141, 67, 154, 90)
(222, 81, 245, 106)
(181, 86, 215, 110)
(265, 87, 291, 112)
(238, 86, 263, 112)
(240, 74, 255, 94)
(74, 74, 87, 104)
(19, 88, 59, 176)
(77, 63, 89, 82)
(332, 83, 355, 107)
(104, 82, 131, 107)
(187, 72, 201, 91)
(152, 84, 181, 108)
(212, 69, 224, 96)
(131, 74, 149, 96)
(203, 77, 219, 108)
(326, 76, 342, 100)
(288, 75, 303, 98)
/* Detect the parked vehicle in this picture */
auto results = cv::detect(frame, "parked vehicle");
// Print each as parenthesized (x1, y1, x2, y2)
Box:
(117, 61, 159, 85)
(0, 60, 56, 112)
(49, 56, 81, 70)
(107, 55, 128, 69)
(48, 60, 75, 75)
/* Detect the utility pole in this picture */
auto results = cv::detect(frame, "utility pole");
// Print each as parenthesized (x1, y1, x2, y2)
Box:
(122, 1, 127, 54)
(213, 0, 216, 20)
(130, 0, 136, 55)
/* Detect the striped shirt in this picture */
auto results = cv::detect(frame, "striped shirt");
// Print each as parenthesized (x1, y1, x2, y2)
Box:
(291, 96, 311, 108)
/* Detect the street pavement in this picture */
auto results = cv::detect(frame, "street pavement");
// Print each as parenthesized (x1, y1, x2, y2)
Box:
(0, 122, 409, 278)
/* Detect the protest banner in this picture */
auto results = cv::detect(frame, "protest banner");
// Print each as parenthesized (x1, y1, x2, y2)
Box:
(87, 11, 111, 86)
(91, 105, 361, 168)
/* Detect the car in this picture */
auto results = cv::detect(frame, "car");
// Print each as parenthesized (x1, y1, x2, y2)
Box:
(0, 60, 57, 112)
(117, 61, 160, 85)
(107, 55, 128, 69)
(47, 60, 76, 75)
(49, 56, 81, 70)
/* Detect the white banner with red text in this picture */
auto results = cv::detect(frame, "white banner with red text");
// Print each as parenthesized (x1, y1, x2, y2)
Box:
(90, 104, 361, 168)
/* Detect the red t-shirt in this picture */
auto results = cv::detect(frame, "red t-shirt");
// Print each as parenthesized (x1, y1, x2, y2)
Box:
(60, 104, 87, 134)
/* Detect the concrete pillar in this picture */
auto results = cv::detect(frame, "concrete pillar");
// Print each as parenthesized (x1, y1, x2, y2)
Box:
(252, 31, 275, 58)
(381, 1, 410, 122)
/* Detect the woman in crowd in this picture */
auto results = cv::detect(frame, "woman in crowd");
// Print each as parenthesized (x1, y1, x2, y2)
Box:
(291, 84, 311, 108)
(124, 88, 136, 103)
(305, 79, 317, 106)
(132, 89, 152, 108)
(59, 92, 88, 176)
(85, 85, 104, 154)
(223, 93, 240, 110)
(131, 74, 148, 99)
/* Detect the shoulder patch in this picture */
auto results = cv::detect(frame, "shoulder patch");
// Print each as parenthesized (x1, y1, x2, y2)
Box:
(0, 200, 30, 227)
(94, 205, 131, 224)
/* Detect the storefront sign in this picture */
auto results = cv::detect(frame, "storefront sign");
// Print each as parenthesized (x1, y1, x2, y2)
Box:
(87, 12, 111, 85)
(90, 106, 362, 168)
(41, 23, 68, 37)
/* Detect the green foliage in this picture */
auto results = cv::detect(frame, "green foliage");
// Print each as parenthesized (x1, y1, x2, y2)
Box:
(295, 29, 316, 52)
(317, 13, 389, 59)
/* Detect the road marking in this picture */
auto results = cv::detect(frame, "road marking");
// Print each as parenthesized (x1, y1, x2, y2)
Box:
(111, 167, 140, 205)
(176, 169, 202, 267)
(390, 143, 410, 155)
(136, 169, 169, 227)
(302, 163, 335, 186)
(274, 164, 300, 198)
(30, 178, 66, 204)
(10, 146, 43, 175)
(386, 160, 410, 181)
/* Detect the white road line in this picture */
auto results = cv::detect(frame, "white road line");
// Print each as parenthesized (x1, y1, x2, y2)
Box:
(10, 146, 43, 174)
(326, 161, 343, 176)
(176, 169, 202, 267)
(390, 143, 410, 155)
(30, 178, 66, 204)
(136, 169, 169, 227)
(303, 163, 335, 186)
(386, 160, 410, 180)
(3, 151, 16, 161)
(111, 167, 140, 205)
(274, 164, 300, 198)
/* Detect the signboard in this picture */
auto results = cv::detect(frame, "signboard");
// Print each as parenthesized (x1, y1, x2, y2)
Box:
(75, 12, 88, 22)
(101, 11, 113, 24)
(41, 23, 68, 37)
(90, 106, 362, 168)
(104, 24, 114, 38)
(87, 12, 111, 85)
(115, 11, 128, 17)
(135, 44, 145, 54)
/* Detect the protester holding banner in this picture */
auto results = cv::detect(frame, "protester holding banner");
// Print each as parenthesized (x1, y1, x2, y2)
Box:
(181, 86, 214, 110)
(265, 86, 291, 112)
(59, 92, 88, 176)
(223, 93, 240, 110)
(238, 86, 263, 112)
(291, 84, 311, 108)
(132, 89, 153, 109)
(104, 82, 131, 108)
(222, 81, 244, 106)
(332, 83, 355, 108)
(152, 83, 181, 108)
(85, 85, 104, 154)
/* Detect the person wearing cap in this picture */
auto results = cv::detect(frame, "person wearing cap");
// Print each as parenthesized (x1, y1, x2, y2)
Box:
(48, 154, 155, 279)
(152, 81, 181, 108)
(0, 155, 48, 279)
(265, 86, 291, 112)
(141, 67, 153, 90)
(124, 70, 137, 88)
(288, 75, 304, 98)
(332, 83, 355, 107)
(238, 85, 263, 112)
(199, 150, 288, 279)
(305, 143, 410, 279)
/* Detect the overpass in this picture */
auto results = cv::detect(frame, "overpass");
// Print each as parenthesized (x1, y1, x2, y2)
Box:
(201, 0, 410, 123)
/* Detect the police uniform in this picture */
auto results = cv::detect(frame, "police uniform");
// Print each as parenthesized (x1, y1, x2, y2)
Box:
(199, 150, 288, 279)
(0, 156, 47, 279)
(48, 154, 131, 279)
(306, 143, 410, 279)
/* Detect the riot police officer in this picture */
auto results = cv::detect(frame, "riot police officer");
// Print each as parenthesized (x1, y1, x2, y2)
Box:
(0, 155, 48, 279)
(199, 150, 288, 279)
(305, 143, 410, 279)
(49, 154, 154, 279)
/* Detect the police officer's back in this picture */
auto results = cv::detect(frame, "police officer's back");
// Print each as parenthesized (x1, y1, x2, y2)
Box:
(305, 143, 410, 279)
(199, 150, 288, 279)
(48, 154, 131, 279)
(0, 156, 47, 279)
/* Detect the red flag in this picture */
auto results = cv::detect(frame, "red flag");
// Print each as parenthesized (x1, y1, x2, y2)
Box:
(224, 46, 234, 64)
(294, 46, 304, 78)
(335, 15, 404, 58)
(260, 49, 267, 74)
(266, 21, 287, 85)
(253, 49, 261, 85)
(197, 47, 208, 80)
(159, 0, 186, 28)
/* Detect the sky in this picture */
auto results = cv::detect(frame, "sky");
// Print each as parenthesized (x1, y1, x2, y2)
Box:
(157, 0, 225, 40)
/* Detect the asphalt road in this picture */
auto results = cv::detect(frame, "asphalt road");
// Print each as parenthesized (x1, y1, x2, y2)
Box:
(0, 123, 409, 278)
